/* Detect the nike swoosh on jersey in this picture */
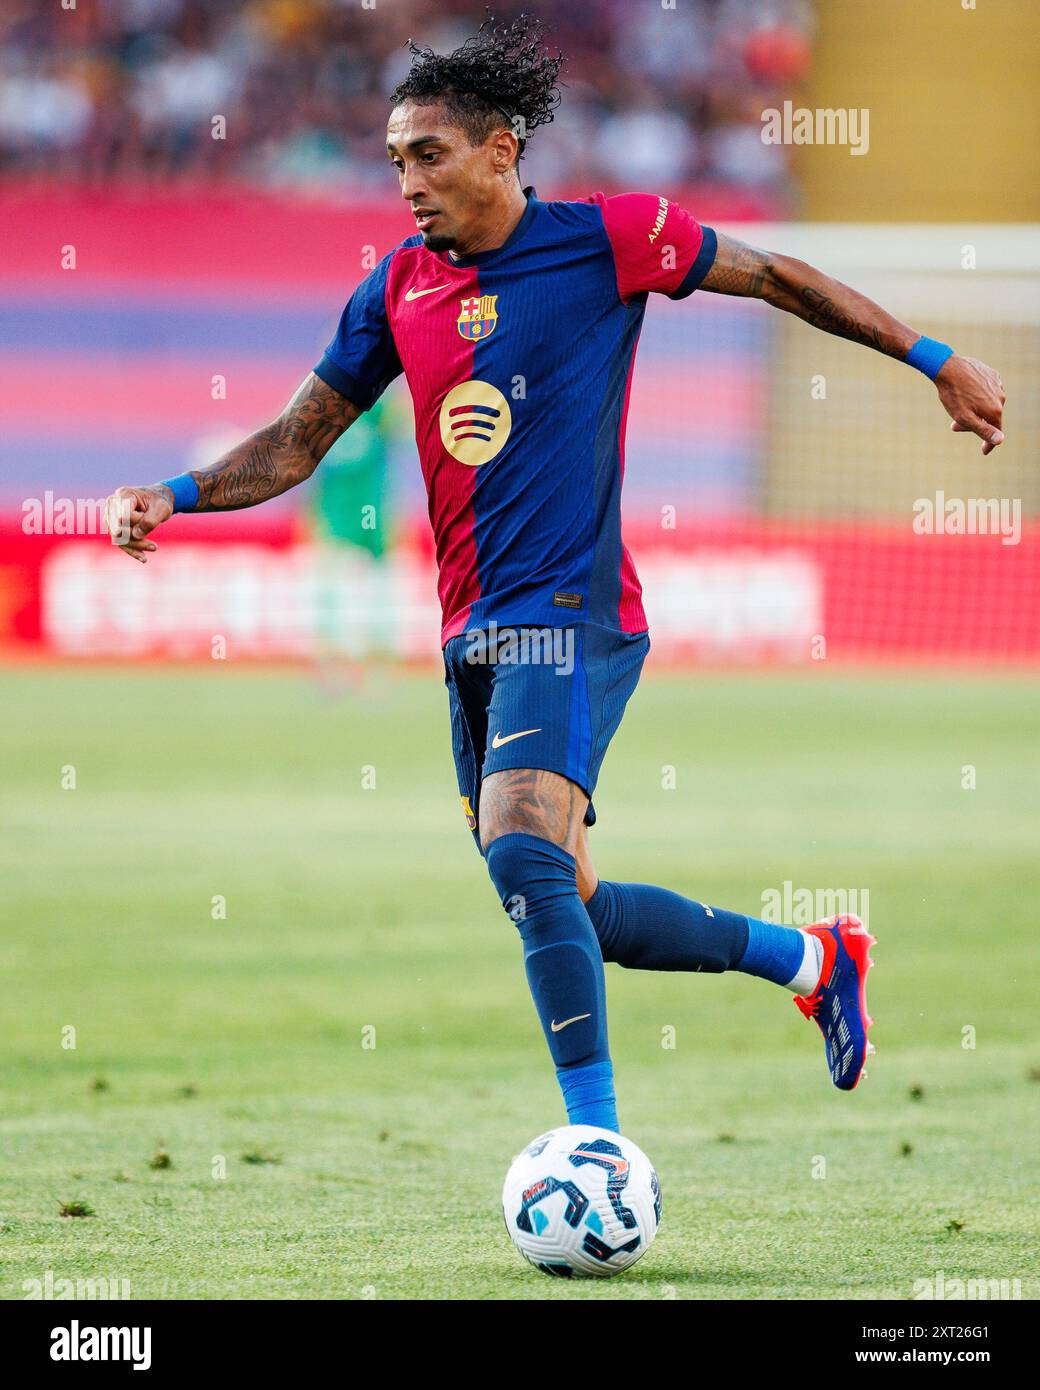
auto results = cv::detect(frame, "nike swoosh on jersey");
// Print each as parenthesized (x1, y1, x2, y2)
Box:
(404, 284, 449, 301)
(550, 1013, 591, 1033)
(491, 728, 542, 748)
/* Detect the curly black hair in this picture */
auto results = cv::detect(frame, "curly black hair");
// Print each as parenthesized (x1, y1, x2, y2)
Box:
(389, 11, 564, 163)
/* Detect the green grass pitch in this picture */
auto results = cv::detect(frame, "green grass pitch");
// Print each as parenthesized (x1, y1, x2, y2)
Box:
(1, 665, 1037, 1300)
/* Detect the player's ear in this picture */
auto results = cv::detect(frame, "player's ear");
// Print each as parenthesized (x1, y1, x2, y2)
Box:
(489, 126, 519, 176)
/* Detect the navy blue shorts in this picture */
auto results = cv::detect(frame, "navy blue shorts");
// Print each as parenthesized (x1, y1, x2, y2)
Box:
(442, 621, 650, 856)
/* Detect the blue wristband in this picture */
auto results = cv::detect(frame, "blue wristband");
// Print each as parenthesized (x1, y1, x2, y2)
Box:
(159, 473, 199, 513)
(904, 335, 954, 380)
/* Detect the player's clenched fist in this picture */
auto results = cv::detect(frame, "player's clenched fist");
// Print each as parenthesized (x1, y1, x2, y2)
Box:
(104, 484, 174, 563)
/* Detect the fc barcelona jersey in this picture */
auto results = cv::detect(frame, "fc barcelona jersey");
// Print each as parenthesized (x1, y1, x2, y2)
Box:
(313, 186, 717, 647)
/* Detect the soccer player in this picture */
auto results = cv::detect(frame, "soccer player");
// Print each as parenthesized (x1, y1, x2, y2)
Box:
(105, 16, 1006, 1134)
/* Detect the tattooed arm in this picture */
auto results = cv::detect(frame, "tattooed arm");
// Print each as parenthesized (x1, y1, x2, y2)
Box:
(105, 374, 360, 562)
(700, 231, 1006, 454)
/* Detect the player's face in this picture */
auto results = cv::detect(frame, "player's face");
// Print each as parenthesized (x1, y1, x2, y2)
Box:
(387, 101, 505, 255)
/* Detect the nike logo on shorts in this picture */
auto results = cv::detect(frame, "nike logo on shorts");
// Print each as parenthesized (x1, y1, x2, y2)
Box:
(491, 728, 542, 748)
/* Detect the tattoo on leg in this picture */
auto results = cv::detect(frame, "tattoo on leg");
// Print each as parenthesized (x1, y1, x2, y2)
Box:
(479, 768, 589, 854)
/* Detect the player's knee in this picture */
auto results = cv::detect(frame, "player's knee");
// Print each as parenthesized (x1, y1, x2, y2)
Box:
(484, 831, 577, 930)
(479, 768, 582, 853)
(479, 799, 552, 853)
(484, 833, 526, 919)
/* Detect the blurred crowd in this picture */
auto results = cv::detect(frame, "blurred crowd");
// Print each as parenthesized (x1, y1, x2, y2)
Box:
(0, 0, 813, 194)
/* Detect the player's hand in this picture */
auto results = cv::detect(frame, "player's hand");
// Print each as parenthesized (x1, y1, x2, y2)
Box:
(103, 485, 174, 563)
(935, 355, 1006, 455)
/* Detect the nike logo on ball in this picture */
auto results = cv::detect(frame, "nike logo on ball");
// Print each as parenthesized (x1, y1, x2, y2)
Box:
(550, 1013, 591, 1033)
(491, 728, 541, 748)
(405, 284, 448, 301)
(567, 1149, 629, 1177)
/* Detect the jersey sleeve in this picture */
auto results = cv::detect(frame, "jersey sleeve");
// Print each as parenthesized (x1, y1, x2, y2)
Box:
(589, 192, 718, 303)
(313, 252, 403, 410)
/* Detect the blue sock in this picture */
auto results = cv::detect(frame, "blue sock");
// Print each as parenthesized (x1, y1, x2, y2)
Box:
(485, 832, 618, 1132)
(584, 880, 749, 972)
(585, 880, 806, 988)
(556, 1060, 616, 1132)
(734, 916, 806, 986)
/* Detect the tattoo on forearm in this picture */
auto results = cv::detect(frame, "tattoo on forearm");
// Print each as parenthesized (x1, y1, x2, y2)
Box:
(191, 374, 360, 510)
(194, 436, 280, 509)
(796, 285, 893, 355)
(702, 233, 910, 359)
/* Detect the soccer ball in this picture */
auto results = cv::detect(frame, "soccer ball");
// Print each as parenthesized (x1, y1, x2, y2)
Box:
(502, 1125, 661, 1278)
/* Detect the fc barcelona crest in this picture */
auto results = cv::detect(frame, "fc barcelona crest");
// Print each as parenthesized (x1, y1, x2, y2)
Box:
(457, 294, 499, 341)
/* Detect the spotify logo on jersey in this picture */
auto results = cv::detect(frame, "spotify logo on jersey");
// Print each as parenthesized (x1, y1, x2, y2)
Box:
(439, 380, 512, 466)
